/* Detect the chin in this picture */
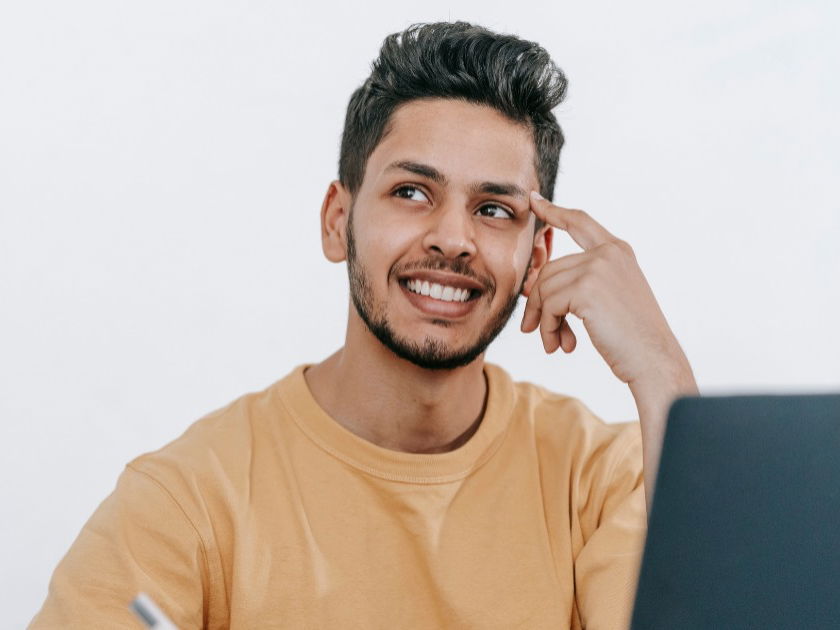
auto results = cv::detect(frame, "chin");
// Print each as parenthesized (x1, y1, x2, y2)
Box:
(374, 325, 487, 371)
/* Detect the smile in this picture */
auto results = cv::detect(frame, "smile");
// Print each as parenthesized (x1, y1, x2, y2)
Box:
(404, 279, 475, 303)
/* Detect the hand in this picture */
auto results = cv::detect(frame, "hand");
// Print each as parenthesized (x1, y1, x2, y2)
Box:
(521, 191, 689, 389)
(522, 190, 698, 509)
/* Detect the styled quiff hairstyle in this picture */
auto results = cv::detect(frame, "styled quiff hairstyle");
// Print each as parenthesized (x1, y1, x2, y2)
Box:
(338, 21, 568, 224)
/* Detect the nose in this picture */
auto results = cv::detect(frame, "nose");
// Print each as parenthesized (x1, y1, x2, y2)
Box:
(421, 200, 477, 260)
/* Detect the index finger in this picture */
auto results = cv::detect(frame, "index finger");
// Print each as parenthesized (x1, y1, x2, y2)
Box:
(530, 190, 616, 251)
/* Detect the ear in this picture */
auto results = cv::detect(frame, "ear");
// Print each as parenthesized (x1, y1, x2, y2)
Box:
(321, 180, 352, 263)
(520, 224, 553, 297)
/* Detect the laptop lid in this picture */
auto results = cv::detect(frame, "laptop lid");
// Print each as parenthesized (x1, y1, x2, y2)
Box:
(631, 393, 840, 629)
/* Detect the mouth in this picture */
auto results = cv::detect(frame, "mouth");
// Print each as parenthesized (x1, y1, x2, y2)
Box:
(396, 270, 486, 319)
(400, 278, 479, 303)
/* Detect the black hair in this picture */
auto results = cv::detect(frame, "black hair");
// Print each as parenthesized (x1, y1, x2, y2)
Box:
(338, 21, 568, 229)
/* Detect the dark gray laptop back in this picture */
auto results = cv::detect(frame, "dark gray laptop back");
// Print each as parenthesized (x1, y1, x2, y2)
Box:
(631, 394, 840, 629)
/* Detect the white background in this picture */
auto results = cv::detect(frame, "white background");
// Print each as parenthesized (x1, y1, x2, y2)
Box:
(2, 1, 838, 626)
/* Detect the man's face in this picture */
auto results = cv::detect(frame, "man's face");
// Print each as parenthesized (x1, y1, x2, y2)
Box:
(342, 98, 545, 370)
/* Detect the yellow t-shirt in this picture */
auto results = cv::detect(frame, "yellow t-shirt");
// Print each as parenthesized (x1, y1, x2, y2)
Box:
(30, 363, 646, 629)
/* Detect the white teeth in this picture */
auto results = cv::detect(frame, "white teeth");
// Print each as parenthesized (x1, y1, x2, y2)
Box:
(405, 280, 472, 302)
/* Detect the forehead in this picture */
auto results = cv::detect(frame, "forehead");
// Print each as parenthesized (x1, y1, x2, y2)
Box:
(364, 98, 539, 192)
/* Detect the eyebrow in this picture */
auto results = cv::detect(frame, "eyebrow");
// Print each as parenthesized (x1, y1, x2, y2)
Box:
(473, 180, 527, 200)
(384, 160, 528, 201)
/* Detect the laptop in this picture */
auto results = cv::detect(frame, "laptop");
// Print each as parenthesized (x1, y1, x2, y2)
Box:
(630, 393, 840, 629)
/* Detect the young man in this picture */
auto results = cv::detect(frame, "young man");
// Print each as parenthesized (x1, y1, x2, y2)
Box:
(31, 21, 696, 629)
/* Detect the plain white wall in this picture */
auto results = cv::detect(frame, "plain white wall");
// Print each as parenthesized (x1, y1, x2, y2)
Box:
(2, 1, 838, 625)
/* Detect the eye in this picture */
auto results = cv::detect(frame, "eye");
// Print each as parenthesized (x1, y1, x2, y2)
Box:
(475, 204, 514, 220)
(392, 185, 430, 203)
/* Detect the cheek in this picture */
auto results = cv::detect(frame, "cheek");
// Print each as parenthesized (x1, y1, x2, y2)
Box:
(481, 225, 534, 291)
(367, 216, 417, 251)
(511, 223, 535, 272)
(356, 214, 421, 276)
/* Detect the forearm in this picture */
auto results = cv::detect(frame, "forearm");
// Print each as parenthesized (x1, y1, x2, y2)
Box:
(629, 354, 698, 513)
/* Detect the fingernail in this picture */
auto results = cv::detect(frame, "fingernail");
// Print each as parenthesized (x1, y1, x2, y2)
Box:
(530, 190, 544, 202)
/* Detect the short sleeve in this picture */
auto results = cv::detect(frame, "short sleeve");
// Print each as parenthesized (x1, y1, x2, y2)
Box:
(29, 465, 209, 629)
(574, 422, 647, 630)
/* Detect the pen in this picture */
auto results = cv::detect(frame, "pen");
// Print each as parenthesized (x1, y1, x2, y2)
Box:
(130, 592, 179, 630)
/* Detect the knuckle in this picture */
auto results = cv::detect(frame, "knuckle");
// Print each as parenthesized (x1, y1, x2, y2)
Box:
(573, 272, 597, 296)
(539, 293, 563, 319)
(598, 239, 630, 261)
(588, 255, 609, 273)
(574, 275, 593, 294)
(569, 208, 588, 222)
(615, 238, 635, 257)
(541, 312, 560, 333)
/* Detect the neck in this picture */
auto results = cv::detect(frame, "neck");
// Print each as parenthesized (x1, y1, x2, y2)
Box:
(305, 311, 488, 454)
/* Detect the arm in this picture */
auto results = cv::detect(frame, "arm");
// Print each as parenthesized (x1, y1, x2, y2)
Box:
(629, 355, 698, 511)
(30, 466, 210, 629)
(574, 421, 647, 629)
(523, 190, 698, 513)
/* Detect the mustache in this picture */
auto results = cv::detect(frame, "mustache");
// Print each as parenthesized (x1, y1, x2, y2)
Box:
(390, 257, 495, 295)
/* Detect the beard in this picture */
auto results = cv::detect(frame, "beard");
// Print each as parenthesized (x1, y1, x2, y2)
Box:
(346, 213, 527, 371)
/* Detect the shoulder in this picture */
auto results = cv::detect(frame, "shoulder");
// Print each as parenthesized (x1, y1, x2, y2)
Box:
(492, 367, 644, 533)
(498, 367, 641, 458)
(126, 366, 305, 509)
(488, 363, 642, 491)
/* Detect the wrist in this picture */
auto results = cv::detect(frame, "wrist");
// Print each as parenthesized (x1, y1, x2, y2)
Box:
(628, 351, 698, 408)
